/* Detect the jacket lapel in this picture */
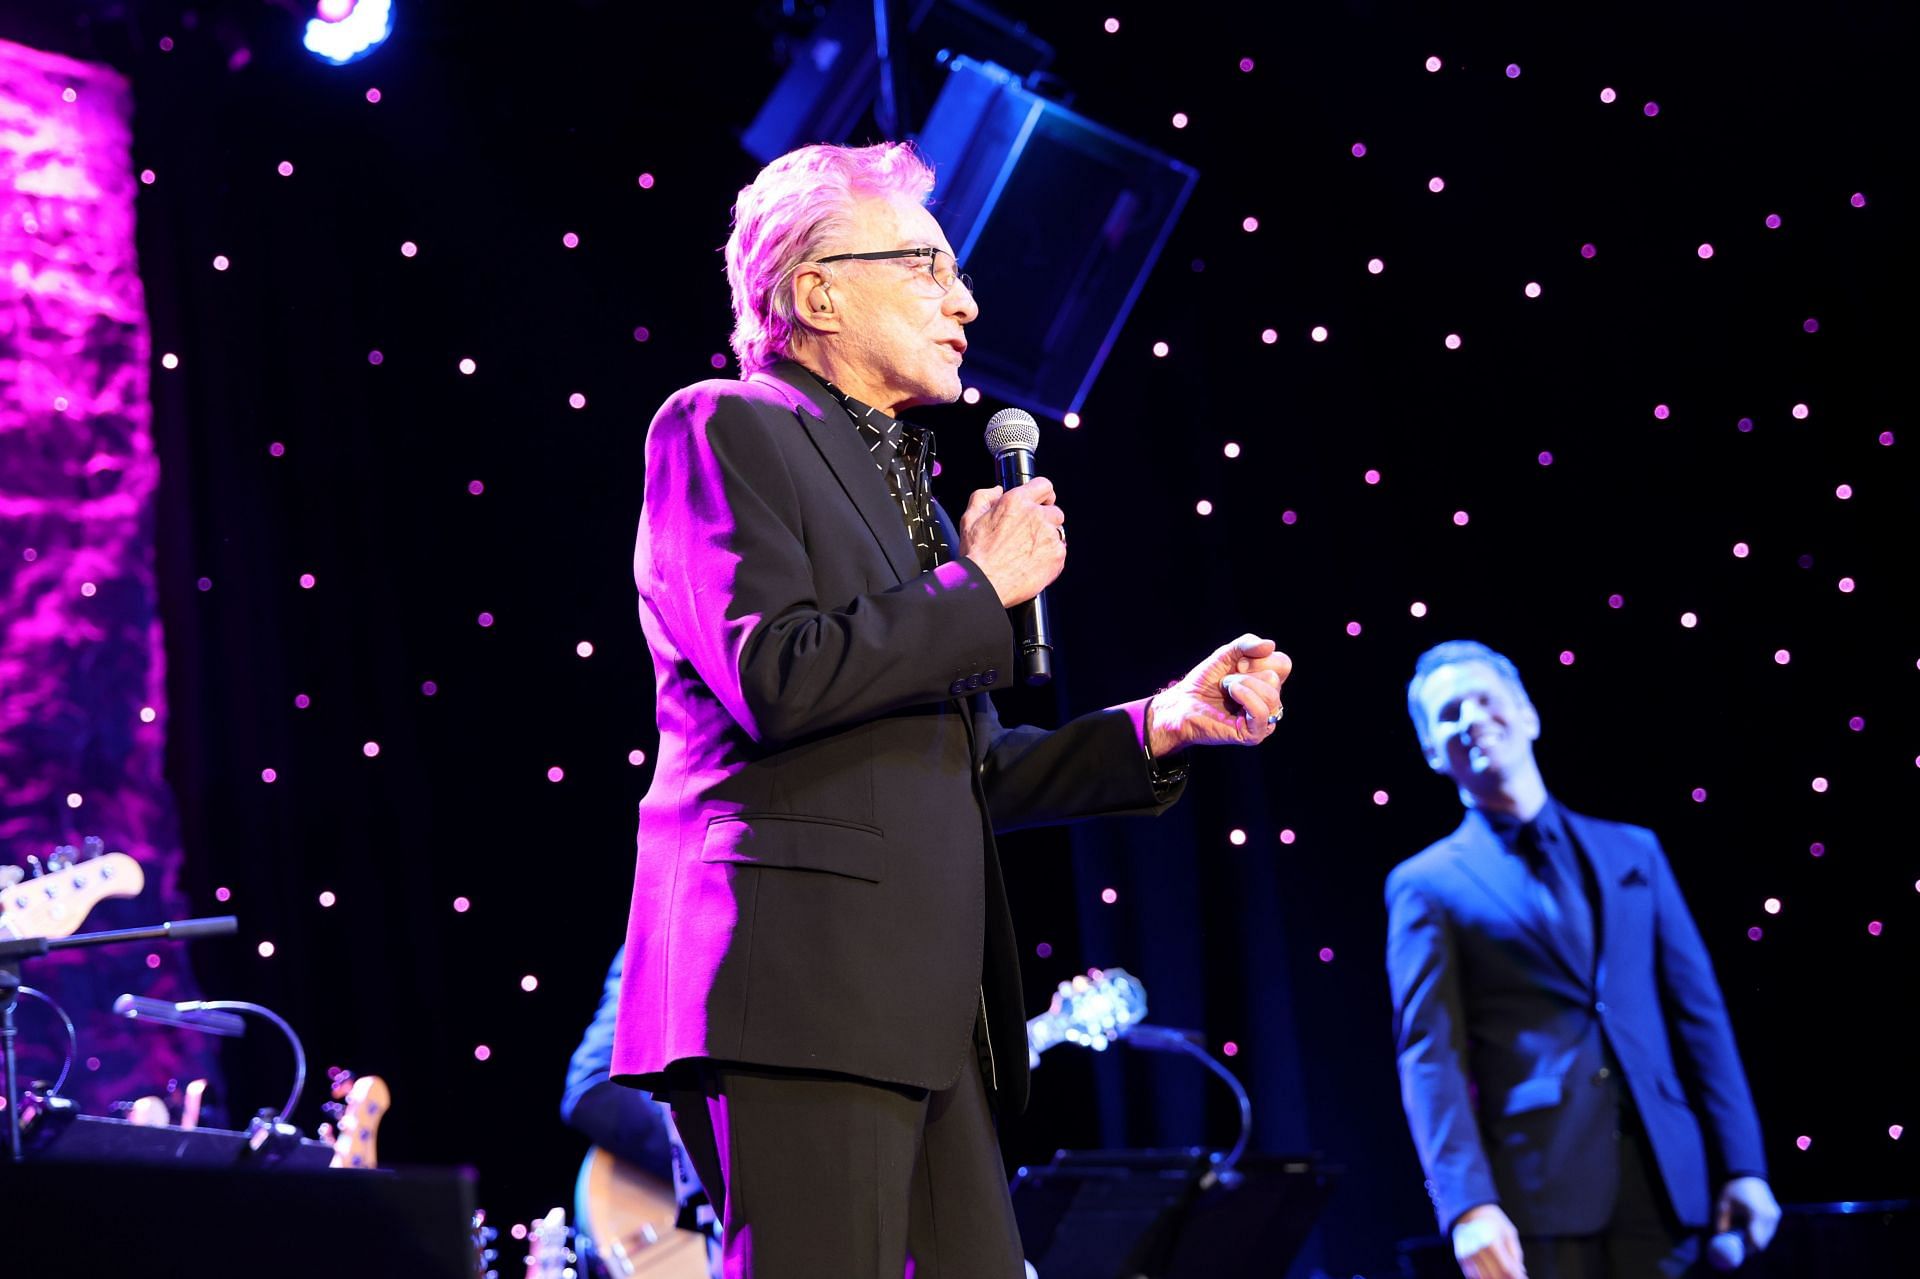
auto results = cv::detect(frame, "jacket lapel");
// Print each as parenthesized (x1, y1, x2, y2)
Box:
(1451, 813, 1591, 990)
(1560, 808, 1626, 994)
(752, 363, 920, 586)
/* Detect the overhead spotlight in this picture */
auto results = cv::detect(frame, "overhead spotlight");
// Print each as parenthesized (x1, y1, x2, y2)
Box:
(303, 0, 393, 66)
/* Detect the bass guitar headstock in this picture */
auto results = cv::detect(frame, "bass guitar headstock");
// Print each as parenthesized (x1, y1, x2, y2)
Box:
(322, 1067, 389, 1169)
(1027, 966, 1150, 1067)
(471, 1208, 501, 1279)
(0, 839, 144, 941)
(524, 1206, 578, 1279)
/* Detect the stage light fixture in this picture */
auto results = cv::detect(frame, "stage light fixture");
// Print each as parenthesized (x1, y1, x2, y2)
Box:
(302, 0, 393, 66)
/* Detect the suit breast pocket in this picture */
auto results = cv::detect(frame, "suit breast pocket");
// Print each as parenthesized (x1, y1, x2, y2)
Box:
(1495, 1075, 1566, 1118)
(701, 812, 885, 883)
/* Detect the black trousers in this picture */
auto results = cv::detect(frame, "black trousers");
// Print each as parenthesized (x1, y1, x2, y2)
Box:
(665, 1053, 1025, 1279)
(1520, 1110, 1703, 1279)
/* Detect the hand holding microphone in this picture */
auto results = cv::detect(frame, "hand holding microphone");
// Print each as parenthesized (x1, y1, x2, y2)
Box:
(1707, 1176, 1781, 1271)
(959, 408, 1062, 685)
(957, 477, 1065, 608)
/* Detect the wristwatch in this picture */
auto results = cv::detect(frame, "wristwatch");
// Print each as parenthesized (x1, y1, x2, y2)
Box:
(1146, 747, 1188, 798)
(1143, 699, 1188, 797)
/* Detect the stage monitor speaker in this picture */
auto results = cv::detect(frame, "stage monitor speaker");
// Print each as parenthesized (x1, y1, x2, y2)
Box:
(1011, 1147, 1335, 1279)
(25, 1111, 338, 1168)
(0, 1157, 481, 1278)
(913, 57, 1199, 420)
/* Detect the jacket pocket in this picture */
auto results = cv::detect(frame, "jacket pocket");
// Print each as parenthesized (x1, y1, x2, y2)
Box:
(1497, 1075, 1565, 1117)
(701, 812, 885, 883)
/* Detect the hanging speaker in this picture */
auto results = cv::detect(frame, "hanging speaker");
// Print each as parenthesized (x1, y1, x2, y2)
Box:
(914, 57, 1199, 420)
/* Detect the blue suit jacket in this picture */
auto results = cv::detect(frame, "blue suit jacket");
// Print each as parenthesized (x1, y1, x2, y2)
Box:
(1385, 805, 1767, 1236)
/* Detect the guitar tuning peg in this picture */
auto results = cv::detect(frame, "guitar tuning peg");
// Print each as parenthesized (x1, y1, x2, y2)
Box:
(26, 854, 45, 878)
(0, 865, 22, 890)
(48, 846, 76, 871)
(83, 836, 106, 859)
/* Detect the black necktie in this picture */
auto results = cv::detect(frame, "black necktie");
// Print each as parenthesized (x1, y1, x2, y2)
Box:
(1521, 819, 1595, 977)
(826, 374, 949, 572)
(895, 426, 946, 572)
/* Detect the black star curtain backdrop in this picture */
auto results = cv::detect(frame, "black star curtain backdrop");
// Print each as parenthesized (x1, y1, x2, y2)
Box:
(3, 2, 1910, 1273)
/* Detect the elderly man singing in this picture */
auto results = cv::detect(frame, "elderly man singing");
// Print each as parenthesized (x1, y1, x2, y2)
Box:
(609, 141, 1290, 1279)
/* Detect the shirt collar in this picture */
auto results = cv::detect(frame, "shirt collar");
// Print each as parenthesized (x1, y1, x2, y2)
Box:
(787, 364, 901, 437)
(1478, 796, 1564, 853)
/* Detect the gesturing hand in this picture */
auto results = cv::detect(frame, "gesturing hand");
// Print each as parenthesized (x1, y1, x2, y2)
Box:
(1147, 634, 1293, 757)
(1715, 1176, 1781, 1253)
(957, 477, 1067, 608)
(1452, 1204, 1527, 1279)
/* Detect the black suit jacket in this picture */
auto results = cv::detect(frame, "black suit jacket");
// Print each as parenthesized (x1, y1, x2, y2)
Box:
(611, 363, 1177, 1114)
(1386, 806, 1767, 1235)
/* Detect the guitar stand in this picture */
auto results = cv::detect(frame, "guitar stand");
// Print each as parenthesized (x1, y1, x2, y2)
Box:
(0, 915, 237, 1162)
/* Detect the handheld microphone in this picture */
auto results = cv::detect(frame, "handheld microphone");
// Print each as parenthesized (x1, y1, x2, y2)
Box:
(983, 407, 1054, 686)
(113, 994, 248, 1037)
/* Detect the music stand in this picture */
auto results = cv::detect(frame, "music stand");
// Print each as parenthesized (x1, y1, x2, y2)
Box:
(1011, 1147, 1337, 1279)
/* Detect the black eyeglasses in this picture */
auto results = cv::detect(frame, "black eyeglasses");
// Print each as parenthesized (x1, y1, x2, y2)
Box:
(815, 247, 974, 297)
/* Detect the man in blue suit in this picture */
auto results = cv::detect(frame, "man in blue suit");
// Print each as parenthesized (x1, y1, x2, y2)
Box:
(1386, 641, 1780, 1278)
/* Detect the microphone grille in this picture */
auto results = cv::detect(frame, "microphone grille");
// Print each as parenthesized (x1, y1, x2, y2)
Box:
(984, 407, 1041, 457)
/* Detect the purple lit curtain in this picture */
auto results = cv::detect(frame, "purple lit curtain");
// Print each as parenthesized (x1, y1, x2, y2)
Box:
(0, 37, 216, 1113)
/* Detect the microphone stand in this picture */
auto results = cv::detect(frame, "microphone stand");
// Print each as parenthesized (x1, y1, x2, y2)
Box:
(118, 1000, 308, 1126)
(0, 915, 237, 1163)
(1121, 1024, 1255, 1184)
